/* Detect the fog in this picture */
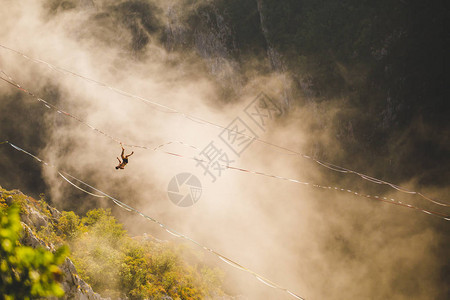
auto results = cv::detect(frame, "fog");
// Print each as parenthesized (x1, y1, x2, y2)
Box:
(0, 1, 448, 299)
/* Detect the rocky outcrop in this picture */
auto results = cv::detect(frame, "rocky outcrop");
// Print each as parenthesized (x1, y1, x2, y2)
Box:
(0, 188, 109, 300)
(20, 222, 109, 300)
(164, 3, 243, 96)
(59, 258, 109, 300)
(21, 222, 54, 251)
(255, 0, 292, 108)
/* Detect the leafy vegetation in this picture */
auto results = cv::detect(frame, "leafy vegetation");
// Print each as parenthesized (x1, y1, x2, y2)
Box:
(66, 208, 224, 299)
(1, 187, 226, 299)
(0, 204, 68, 300)
(40, 206, 224, 299)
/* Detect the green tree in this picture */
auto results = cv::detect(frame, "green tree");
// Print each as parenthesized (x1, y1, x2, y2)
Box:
(81, 208, 126, 245)
(70, 208, 126, 298)
(57, 211, 83, 240)
(0, 204, 68, 300)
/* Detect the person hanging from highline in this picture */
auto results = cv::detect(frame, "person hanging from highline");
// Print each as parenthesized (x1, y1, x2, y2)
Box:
(115, 144, 134, 170)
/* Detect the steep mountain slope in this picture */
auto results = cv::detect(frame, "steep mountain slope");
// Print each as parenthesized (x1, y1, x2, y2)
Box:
(0, 186, 229, 299)
(1, 187, 108, 299)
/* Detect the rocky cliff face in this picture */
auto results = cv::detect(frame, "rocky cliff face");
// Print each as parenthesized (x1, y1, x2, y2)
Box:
(132, 0, 293, 105)
(1, 188, 109, 300)
(2, 187, 243, 299)
(0, 0, 446, 200)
